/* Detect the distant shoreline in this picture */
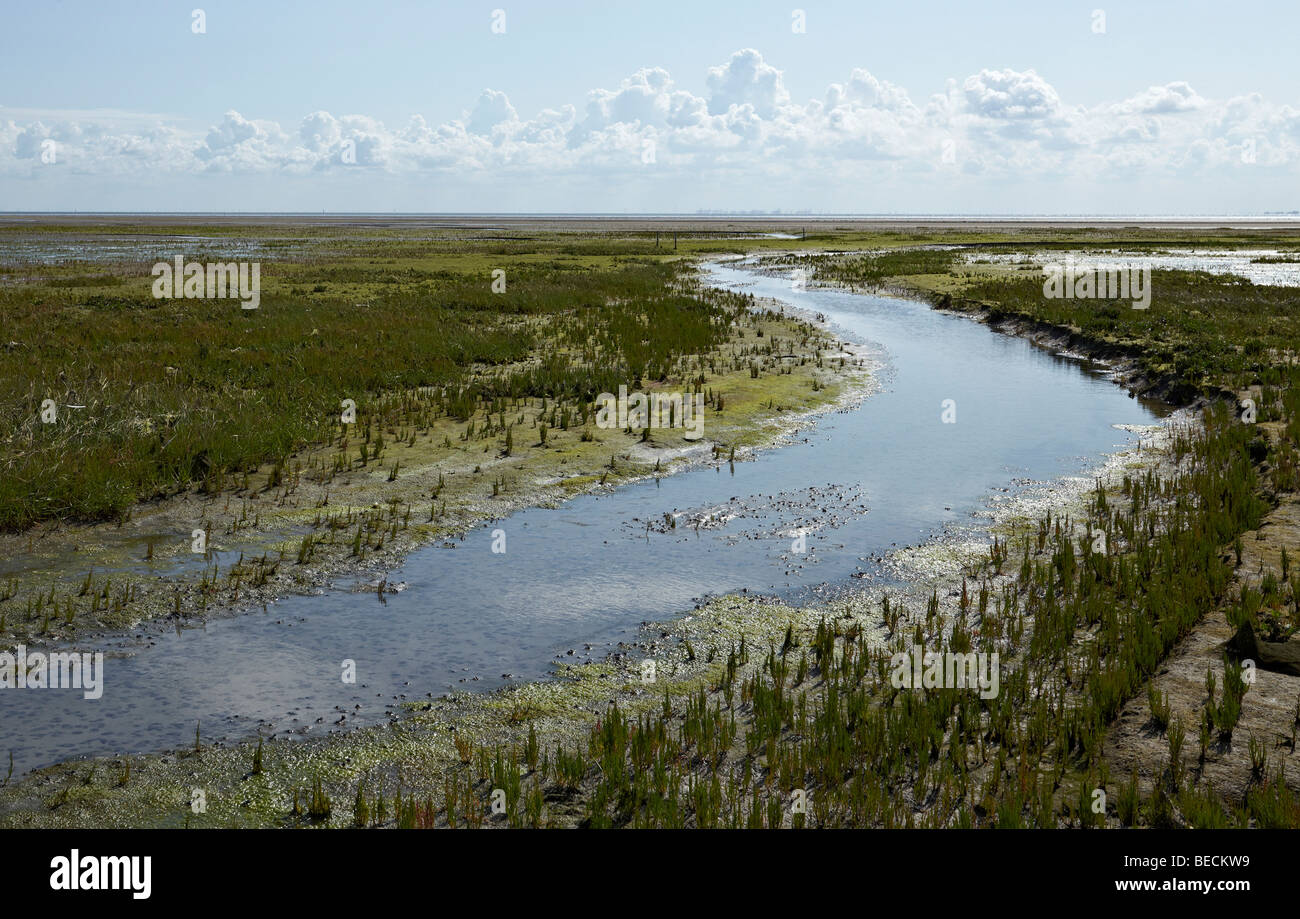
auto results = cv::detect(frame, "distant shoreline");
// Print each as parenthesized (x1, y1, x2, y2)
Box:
(4, 213, 1300, 231)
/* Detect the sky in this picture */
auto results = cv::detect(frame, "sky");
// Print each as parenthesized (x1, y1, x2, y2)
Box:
(1, 0, 1298, 214)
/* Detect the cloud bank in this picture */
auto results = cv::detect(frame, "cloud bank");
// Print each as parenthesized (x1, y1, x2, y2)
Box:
(3, 49, 1297, 210)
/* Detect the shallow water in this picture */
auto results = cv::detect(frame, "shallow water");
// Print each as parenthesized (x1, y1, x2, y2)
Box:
(0, 235, 290, 268)
(965, 248, 1300, 287)
(0, 261, 1166, 774)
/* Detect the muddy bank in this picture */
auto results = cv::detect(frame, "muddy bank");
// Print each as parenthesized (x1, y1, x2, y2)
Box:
(940, 293, 1236, 407)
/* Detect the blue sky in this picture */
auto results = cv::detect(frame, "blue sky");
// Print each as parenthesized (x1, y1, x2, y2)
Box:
(2, 1, 1298, 213)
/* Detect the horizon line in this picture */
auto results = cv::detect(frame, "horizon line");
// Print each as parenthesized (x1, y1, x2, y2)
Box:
(3, 211, 1300, 220)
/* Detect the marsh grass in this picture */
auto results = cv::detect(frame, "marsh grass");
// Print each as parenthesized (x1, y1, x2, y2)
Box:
(7, 226, 1300, 829)
(0, 237, 763, 531)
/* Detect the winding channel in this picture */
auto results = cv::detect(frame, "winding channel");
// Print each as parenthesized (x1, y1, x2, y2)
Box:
(0, 260, 1168, 775)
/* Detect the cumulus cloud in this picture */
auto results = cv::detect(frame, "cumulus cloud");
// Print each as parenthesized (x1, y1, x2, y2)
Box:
(585, 67, 674, 127)
(706, 49, 790, 118)
(14, 122, 50, 159)
(1116, 81, 1205, 115)
(963, 69, 1062, 120)
(299, 111, 341, 151)
(466, 89, 518, 136)
(2, 49, 1297, 192)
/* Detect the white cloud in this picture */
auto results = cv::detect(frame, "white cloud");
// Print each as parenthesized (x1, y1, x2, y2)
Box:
(706, 49, 790, 118)
(466, 89, 518, 136)
(963, 68, 1062, 120)
(1114, 81, 1205, 115)
(14, 122, 50, 159)
(300, 111, 341, 151)
(2, 50, 1298, 198)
